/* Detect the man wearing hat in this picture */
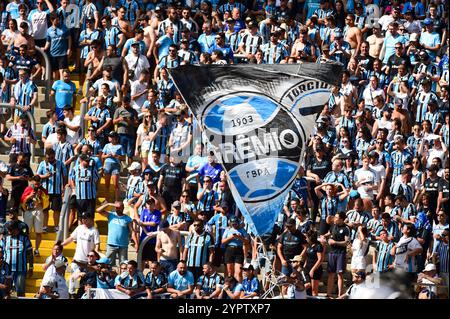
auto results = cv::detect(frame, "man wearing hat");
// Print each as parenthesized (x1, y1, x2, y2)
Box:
(419, 17, 441, 61)
(330, 30, 351, 65)
(39, 259, 68, 299)
(113, 95, 139, 165)
(261, 30, 288, 64)
(238, 20, 263, 58)
(241, 263, 261, 299)
(124, 162, 143, 207)
(97, 201, 134, 267)
(277, 218, 307, 279)
(178, 37, 198, 64)
(208, 32, 234, 64)
(417, 263, 442, 299)
(413, 77, 440, 123)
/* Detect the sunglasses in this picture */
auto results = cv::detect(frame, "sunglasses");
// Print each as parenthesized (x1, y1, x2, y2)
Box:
(193, 224, 202, 227)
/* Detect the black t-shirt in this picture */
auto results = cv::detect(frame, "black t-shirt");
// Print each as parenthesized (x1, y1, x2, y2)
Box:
(305, 243, 324, 270)
(387, 54, 410, 78)
(330, 224, 350, 253)
(161, 164, 186, 193)
(356, 54, 374, 72)
(424, 177, 441, 207)
(307, 156, 331, 180)
(7, 164, 33, 191)
(438, 178, 449, 211)
(279, 229, 306, 260)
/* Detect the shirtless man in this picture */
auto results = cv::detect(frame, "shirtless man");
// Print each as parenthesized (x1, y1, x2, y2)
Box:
(344, 14, 362, 57)
(391, 99, 411, 135)
(115, 6, 133, 39)
(367, 23, 384, 59)
(155, 220, 182, 276)
(14, 22, 36, 56)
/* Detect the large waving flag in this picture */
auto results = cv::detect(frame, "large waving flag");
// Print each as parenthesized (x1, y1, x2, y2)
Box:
(169, 63, 342, 236)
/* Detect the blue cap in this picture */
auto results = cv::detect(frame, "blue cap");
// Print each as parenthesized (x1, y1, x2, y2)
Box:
(334, 31, 343, 38)
(423, 18, 433, 26)
(349, 190, 360, 199)
(96, 257, 111, 265)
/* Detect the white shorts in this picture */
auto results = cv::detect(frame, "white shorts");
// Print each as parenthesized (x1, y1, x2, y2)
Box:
(351, 256, 367, 270)
(23, 209, 44, 233)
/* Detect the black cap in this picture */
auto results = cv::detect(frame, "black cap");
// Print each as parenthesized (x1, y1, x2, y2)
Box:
(285, 218, 296, 226)
(180, 38, 189, 43)
(108, 131, 119, 138)
(81, 212, 93, 219)
(79, 154, 90, 162)
(19, 113, 28, 120)
(355, 271, 366, 279)
(355, 3, 363, 9)
(123, 96, 131, 103)
(159, 220, 170, 230)
(226, 18, 235, 24)
(248, 21, 257, 28)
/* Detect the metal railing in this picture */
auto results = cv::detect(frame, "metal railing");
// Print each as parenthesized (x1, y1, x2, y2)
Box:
(0, 104, 36, 163)
(56, 162, 76, 243)
(34, 47, 51, 103)
(137, 230, 190, 270)
(79, 65, 93, 138)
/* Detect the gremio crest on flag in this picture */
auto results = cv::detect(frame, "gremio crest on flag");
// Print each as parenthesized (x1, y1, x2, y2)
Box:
(202, 92, 305, 204)
(169, 64, 342, 236)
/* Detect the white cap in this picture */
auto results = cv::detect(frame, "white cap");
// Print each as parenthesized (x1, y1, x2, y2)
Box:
(410, 33, 419, 42)
(424, 263, 436, 272)
(129, 162, 142, 171)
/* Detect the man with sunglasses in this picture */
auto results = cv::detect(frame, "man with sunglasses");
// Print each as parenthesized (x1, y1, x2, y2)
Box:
(183, 220, 214, 281)
(97, 201, 134, 267)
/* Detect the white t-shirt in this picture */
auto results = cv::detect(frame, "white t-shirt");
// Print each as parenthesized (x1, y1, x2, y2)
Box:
(354, 168, 377, 199)
(137, 123, 151, 151)
(125, 54, 150, 82)
(28, 9, 50, 40)
(394, 235, 422, 272)
(130, 80, 148, 113)
(64, 115, 81, 144)
(426, 148, 446, 168)
(41, 272, 69, 299)
(369, 163, 386, 195)
(363, 86, 385, 108)
(70, 225, 100, 263)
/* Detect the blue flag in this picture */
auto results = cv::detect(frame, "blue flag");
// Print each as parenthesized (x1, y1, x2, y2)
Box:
(169, 64, 342, 236)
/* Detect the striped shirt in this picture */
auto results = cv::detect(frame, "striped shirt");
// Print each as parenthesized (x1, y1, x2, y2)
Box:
(158, 19, 184, 43)
(346, 210, 372, 241)
(320, 196, 339, 220)
(79, 29, 101, 59)
(42, 122, 57, 140)
(36, 159, 67, 195)
(435, 241, 448, 273)
(225, 32, 241, 52)
(375, 240, 395, 272)
(414, 90, 439, 123)
(80, 2, 97, 29)
(123, 0, 139, 26)
(149, 124, 170, 155)
(406, 136, 422, 157)
(261, 42, 288, 64)
(70, 165, 100, 200)
(0, 234, 33, 272)
(5, 124, 37, 155)
(103, 25, 122, 48)
(13, 79, 38, 117)
(144, 272, 167, 290)
(217, 2, 246, 15)
(79, 137, 103, 156)
(239, 33, 263, 55)
(424, 111, 443, 132)
(167, 212, 191, 228)
(323, 171, 352, 189)
(390, 182, 414, 203)
(197, 189, 217, 214)
(181, 18, 199, 35)
(196, 272, 223, 295)
(158, 55, 182, 69)
(126, 175, 143, 200)
(338, 116, 357, 139)
(375, 221, 401, 243)
(86, 106, 112, 135)
(390, 150, 412, 183)
(157, 79, 175, 106)
(178, 49, 198, 65)
(413, 63, 440, 91)
(185, 231, 214, 268)
(207, 213, 228, 247)
(53, 141, 74, 166)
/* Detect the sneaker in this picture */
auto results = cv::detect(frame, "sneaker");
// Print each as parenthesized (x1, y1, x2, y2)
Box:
(42, 227, 48, 233)
(34, 249, 40, 256)
(54, 226, 59, 232)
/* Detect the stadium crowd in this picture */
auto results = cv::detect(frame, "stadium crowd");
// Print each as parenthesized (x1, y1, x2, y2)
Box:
(0, 0, 448, 299)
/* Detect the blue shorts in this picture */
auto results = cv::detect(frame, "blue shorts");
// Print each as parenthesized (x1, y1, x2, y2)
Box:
(281, 263, 293, 276)
(119, 134, 135, 158)
(103, 161, 121, 175)
(55, 107, 65, 121)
